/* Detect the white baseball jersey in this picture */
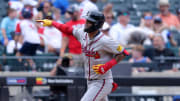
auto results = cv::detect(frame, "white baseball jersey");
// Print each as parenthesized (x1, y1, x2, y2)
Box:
(73, 26, 125, 80)
(17, 19, 40, 44)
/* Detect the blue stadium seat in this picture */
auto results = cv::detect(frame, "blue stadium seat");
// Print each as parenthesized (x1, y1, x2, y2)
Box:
(173, 95, 180, 101)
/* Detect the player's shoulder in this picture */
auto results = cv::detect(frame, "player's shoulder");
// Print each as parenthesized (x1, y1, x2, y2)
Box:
(100, 33, 114, 43)
(73, 25, 85, 35)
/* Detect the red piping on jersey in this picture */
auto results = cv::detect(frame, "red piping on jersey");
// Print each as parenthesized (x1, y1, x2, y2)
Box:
(86, 33, 104, 80)
(93, 79, 106, 101)
(85, 34, 91, 80)
(88, 56, 90, 80)
(87, 34, 104, 80)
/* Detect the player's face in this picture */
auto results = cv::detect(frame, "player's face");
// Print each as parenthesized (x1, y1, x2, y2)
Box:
(85, 20, 93, 29)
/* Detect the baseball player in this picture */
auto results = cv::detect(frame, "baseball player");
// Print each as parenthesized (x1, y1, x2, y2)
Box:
(37, 11, 129, 101)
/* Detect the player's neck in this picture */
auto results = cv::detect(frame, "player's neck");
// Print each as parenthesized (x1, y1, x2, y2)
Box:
(88, 30, 99, 39)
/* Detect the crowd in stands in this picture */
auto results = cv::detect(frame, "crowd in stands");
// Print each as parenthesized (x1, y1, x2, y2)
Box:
(0, 0, 180, 72)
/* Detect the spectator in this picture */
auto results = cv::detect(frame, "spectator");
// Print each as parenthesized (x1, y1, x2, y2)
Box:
(140, 12, 154, 36)
(1, 8, 17, 46)
(109, 10, 135, 47)
(6, 32, 22, 55)
(50, 53, 83, 101)
(103, 3, 115, 26)
(22, 0, 38, 17)
(177, 8, 180, 23)
(49, 54, 71, 101)
(153, 16, 177, 47)
(34, 12, 45, 52)
(104, 11, 114, 26)
(42, 1, 53, 19)
(127, 29, 147, 46)
(53, 8, 63, 23)
(39, 13, 62, 54)
(144, 35, 175, 63)
(103, 3, 113, 15)
(156, 0, 180, 29)
(129, 45, 151, 72)
(51, 53, 82, 76)
(57, 4, 85, 67)
(8, 0, 23, 14)
(176, 8, 180, 30)
(35, 12, 43, 29)
(134, 12, 155, 46)
(53, 0, 69, 15)
(16, 7, 40, 70)
(79, 0, 99, 18)
(129, 45, 151, 63)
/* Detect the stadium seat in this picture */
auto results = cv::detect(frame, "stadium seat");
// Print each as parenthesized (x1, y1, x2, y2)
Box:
(171, 31, 180, 46)
(170, 47, 179, 56)
(0, 45, 5, 56)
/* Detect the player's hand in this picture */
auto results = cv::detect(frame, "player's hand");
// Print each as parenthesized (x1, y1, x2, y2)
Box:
(36, 19, 52, 26)
(92, 64, 107, 74)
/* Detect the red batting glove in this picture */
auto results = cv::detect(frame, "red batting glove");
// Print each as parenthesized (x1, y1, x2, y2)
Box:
(92, 59, 117, 74)
(92, 49, 129, 74)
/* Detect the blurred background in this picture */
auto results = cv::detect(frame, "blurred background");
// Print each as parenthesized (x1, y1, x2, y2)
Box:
(0, 0, 180, 101)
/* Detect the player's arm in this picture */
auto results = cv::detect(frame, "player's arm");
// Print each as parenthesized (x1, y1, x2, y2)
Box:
(93, 49, 129, 74)
(93, 37, 129, 74)
(36, 19, 73, 35)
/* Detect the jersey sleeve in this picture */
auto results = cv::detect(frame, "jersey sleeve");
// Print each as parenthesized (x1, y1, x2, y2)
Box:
(72, 25, 84, 41)
(52, 21, 73, 35)
(52, 21, 84, 42)
(103, 36, 125, 54)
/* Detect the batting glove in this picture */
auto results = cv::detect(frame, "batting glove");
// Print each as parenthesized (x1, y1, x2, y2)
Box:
(92, 64, 107, 74)
(36, 19, 52, 26)
(92, 59, 118, 74)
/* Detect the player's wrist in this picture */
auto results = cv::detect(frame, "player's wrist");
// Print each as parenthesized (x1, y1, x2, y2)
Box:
(122, 49, 129, 56)
(104, 59, 117, 69)
(99, 59, 117, 74)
